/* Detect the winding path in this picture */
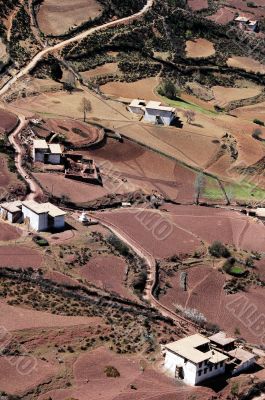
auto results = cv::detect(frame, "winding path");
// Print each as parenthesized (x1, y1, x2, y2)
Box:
(8, 115, 43, 200)
(0, 0, 154, 97)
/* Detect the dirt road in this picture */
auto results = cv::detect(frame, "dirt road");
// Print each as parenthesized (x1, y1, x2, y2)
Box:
(0, 0, 154, 97)
(8, 116, 43, 200)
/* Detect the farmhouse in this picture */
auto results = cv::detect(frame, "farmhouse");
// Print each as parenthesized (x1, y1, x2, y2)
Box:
(0, 200, 66, 231)
(33, 139, 63, 164)
(65, 158, 101, 185)
(162, 333, 256, 385)
(128, 99, 176, 126)
(162, 334, 228, 385)
(234, 16, 258, 32)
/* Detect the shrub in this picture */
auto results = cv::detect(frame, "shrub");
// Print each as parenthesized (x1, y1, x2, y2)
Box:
(209, 241, 230, 258)
(104, 366, 120, 378)
(253, 118, 264, 126)
(108, 234, 130, 257)
(32, 235, 49, 247)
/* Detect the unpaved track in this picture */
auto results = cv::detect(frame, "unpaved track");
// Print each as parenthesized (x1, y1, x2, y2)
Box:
(0, 0, 154, 97)
(8, 115, 43, 200)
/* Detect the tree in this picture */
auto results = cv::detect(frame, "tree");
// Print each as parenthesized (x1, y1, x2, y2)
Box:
(158, 79, 179, 100)
(63, 71, 76, 94)
(184, 109, 196, 124)
(79, 97, 92, 122)
(50, 61, 63, 82)
(209, 241, 230, 258)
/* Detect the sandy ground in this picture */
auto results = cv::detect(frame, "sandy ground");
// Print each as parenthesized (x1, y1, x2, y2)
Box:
(100, 77, 161, 101)
(227, 57, 265, 74)
(37, 0, 103, 35)
(212, 86, 262, 105)
(186, 38, 215, 58)
(231, 100, 265, 122)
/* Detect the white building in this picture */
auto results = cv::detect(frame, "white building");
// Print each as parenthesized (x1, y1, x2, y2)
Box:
(234, 16, 258, 32)
(228, 348, 256, 375)
(163, 334, 228, 386)
(0, 200, 66, 232)
(0, 200, 23, 223)
(33, 140, 62, 164)
(128, 99, 176, 126)
(22, 200, 66, 231)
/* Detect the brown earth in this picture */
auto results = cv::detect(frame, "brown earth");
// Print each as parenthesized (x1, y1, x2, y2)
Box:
(81, 63, 120, 80)
(188, 0, 208, 11)
(34, 118, 103, 147)
(38, 346, 213, 400)
(186, 38, 215, 58)
(100, 77, 161, 101)
(0, 356, 59, 395)
(0, 108, 18, 134)
(77, 255, 136, 300)
(37, 0, 103, 36)
(207, 7, 236, 24)
(0, 300, 102, 331)
(227, 57, 265, 74)
(212, 86, 262, 105)
(75, 137, 198, 203)
(0, 245, 43, 268)
(0, 222, 22, 241)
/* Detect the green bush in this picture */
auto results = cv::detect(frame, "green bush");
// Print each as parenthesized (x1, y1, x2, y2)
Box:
(33, 235, 49, 247)
(253, 118, 264, 126)
(209, 241, 230, 258)
(157, 79, 180, 100)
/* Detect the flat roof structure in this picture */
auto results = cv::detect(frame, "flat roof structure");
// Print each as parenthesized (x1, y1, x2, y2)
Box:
(235, 16, 249, 22)
(33, 139, 49, 150)
(228, 348, 255, 363)
(1, 200, 22, 213)
(209, 331, 236, 347)
(129, 99, 146, 107)
(255, 208, 265, 217)
(145, 100, 175, 112)
(22, 200, 67, 217)
(164, 334, 228, 364)
(48, 143, 63, 154)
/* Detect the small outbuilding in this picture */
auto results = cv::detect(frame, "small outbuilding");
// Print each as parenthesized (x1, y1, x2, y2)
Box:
(33, 139, 63, 164)
(228, 348, 256, 375)
(0, 200, 23, 223)
(209, 331, 236, 352)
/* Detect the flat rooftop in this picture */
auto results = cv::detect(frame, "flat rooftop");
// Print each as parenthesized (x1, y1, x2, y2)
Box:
(22, 200, 66, 218)
(228, 348, 255, 363)
(164, 334, 228, 364)
(48, 143, 63, 154)
(146, 100, 175, 112)
(209, 331, 236, 347)
(33, 139, 49, 150)
(1, 200, 22, 213)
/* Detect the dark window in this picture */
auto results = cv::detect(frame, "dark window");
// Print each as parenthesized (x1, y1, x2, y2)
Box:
(204, 368, 207, 374)
(215, 364, 218, 369)
(209, 365, 213, 371)
(198, 371, 202, 376)
(220, 361, 223, 367)
(199, 362, 202, 368)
